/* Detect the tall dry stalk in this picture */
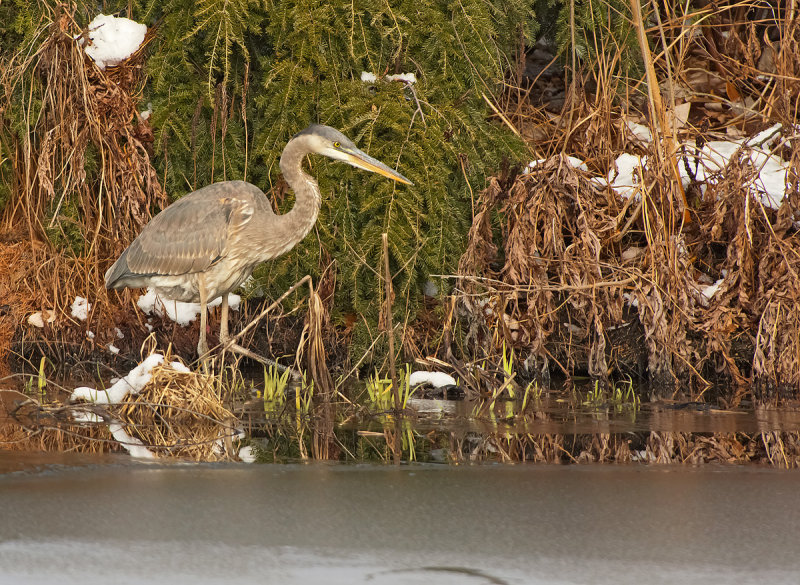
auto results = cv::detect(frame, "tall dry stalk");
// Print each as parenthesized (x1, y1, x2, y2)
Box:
(0, 7, 165, 355)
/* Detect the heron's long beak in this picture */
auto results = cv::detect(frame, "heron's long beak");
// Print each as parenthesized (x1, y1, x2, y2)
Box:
(343, 148, 413, 185)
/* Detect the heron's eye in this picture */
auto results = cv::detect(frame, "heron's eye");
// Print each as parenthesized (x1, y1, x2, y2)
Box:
(333, 141, 341, 148)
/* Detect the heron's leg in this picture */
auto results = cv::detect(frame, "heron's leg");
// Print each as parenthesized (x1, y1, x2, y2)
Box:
(217, 296, 299, 379)
(219, 294, 230, 343)
(197, 276, 210, 357)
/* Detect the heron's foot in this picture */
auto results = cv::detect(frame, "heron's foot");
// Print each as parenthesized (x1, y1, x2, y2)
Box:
(197, 340, 210, 359)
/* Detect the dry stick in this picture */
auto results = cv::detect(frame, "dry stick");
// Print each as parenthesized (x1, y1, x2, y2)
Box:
(481, 92, 521, 137)
(630, 0, 691, 225)
(439, 274, 637, 293)
(381, 233, 400, 413)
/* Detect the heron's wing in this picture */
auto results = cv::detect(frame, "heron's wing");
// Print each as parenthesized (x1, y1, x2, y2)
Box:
(124, 183, 258, 276)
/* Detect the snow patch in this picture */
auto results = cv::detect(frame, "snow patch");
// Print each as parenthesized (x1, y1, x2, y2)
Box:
(137, 288, 240, 326)
(27, 312, 46, 328)
(527, 156, 588, 172)
(71, 409, 102, 423)
(409, 371, 456, 388)
(80, 14, 147, 70)
(170, 360, 191, 374)
(238, 446, 257, 463)
(27, 310, 55, 328)
(361, 71, 417, 84)
(71, 297, 91, 321)
(608, 153, 645, 199)
(386, 72, 417, 84)
(698, 278, 725, 304)
(625, 121, 652, 143)
(108, 422, 155, 459)
(70, 353, 165, 404)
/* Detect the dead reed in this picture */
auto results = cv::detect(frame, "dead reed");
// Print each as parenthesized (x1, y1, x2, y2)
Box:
(0, 6, 165, 370)
(1, 357, 239, 460)
(451, 1, 800, 400)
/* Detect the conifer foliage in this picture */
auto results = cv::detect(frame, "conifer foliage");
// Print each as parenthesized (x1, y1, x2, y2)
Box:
(0, 0, 532, 361)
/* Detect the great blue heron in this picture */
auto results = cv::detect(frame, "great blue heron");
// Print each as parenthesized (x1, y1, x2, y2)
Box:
(105, 124, 412, 359)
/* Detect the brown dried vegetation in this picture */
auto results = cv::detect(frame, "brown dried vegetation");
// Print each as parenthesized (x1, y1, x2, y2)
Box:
(1, 358, 238, 461)
(0, 10, 164, 370)
(452, 4, 800, 401)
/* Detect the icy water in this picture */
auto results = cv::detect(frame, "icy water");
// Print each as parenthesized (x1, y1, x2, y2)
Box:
(1, 455, 799, 584)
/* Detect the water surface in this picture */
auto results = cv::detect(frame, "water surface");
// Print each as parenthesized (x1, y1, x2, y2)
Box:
(1, 454, 798, 584)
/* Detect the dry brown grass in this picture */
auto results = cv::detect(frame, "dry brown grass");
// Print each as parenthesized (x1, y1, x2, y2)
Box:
(450, 2, 800, 400)
(1, 358, 239, 461)
(114, 360, 238, 460)
(0, 6, 165, 370)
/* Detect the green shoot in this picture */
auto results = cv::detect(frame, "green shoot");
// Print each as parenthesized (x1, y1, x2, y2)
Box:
(366, 365, 415, 411)
(37, 356, 47, 403)
(520, 380, 542, 414)
(263, 362, 291, 413)
(501, 341, 516, 399)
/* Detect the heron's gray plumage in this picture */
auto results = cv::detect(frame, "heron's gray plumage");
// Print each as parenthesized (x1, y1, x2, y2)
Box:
(104, 124, 411, 356)
(105, 182, 262, 293)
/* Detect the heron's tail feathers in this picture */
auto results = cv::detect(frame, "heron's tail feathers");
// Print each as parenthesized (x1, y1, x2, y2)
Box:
(104, 249, 132, 289)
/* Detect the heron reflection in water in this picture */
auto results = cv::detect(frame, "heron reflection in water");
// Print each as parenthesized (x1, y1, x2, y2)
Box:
(105, 124, 412, 359)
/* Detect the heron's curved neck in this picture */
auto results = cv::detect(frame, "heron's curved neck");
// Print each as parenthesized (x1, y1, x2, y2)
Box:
(278, 135, 322, 248)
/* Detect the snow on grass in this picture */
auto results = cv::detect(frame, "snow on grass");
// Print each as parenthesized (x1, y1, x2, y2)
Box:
(409, 371, 456, 388)
(625, 121, 652, 143)
(71, 296, 91, 321)
(70, 353, 165, 404)
(71, 409, 101, 423)
(593, 123, 791, 208)
(137, 288, 240, 326)
(238, 445, 257, 463)
(80, 14, 147, 70)
(698, 278, 725, 306)
(360, 71, 377, 83)
(108, 422, 155, 459)
(748, 148, 790, 209)
(107, 344, 120, 355)
(678, 139, 743, 184)
(170, 360, 191, 374)
(746, 123, 783, 148)
(27, 312, 46, 328)
(27, 311, 55, 328)
(607, 153, 646, 199)
(526, 156, 588, 172)
(677, 134, 790, 209)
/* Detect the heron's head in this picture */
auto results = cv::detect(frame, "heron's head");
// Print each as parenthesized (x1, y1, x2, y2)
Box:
(294, 124, 413, 185)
